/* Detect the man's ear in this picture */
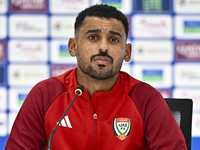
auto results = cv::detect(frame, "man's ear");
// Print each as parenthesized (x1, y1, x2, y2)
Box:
(124, 43, 132, 62)
(68, 38, 77, 57)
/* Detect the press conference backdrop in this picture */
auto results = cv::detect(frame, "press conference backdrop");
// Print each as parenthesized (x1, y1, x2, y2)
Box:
(0, 0, 200, 149)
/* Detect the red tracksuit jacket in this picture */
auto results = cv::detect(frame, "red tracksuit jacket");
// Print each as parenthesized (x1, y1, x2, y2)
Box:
(5, 68, 187, 150)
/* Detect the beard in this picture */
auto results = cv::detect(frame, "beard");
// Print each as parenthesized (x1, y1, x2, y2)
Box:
(81, 65, 116, 80)
(78, 64, 122, 80)
(77, 53, 123, 80)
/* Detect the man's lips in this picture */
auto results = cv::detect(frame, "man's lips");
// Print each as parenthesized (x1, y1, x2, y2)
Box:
(93, 56, 112, 64)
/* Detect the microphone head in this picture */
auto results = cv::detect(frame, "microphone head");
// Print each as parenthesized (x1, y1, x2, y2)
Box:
(75, 85, 85, 96)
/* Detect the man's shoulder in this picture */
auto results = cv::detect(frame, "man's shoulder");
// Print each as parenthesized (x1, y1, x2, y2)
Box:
(119, 71, 142, 92)
(33, 68, 76, 93)
(119, 71, 160, 97)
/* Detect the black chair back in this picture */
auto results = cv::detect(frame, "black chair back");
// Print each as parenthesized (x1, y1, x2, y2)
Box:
(164, 98, 193, 150)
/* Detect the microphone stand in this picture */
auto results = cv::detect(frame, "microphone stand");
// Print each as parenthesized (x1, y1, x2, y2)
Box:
(47, 92, 80, 150)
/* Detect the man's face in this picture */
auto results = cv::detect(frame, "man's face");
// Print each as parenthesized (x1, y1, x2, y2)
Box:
(73, 16, 130, 80)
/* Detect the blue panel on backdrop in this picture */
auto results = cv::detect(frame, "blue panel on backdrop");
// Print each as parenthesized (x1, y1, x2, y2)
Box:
(192, 137, 200, 150)
(0, 135, 8, 149)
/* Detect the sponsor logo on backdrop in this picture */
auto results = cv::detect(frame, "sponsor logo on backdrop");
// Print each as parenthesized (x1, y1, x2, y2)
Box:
(50, 40, 77, 64)
(157, 89, 172, 98)
(8, 40, 48, 62)
(59, 45, 70, 57)
(8, 64, 49, 86)
(0, 16, 7, 38)
(0, 66, 5, 85)
(101, 0, 122, 8)
(50, 0, 89, 14)
(133, 40, 173, 62)
(9, 15, 48, 38)
(142, 69, 163, 82)
(0, 113, 7, 136)
(51, 16, 75, 38)
(9, 88, 30, 111)
(132, 15, 172, 38)
(173, 88, 200, 112)
(18, 93, 27, 105)
(174, 0, 200, 13)
(175, 41, 200, 61)
(10, 0, 47, 12)
(92, 0, 132, 14)
(174, 63, 200, 87)
(175, 16, 200, 39)
(133, 64, 172, 88)
(0, 41, 6, 61)
(0, 0, 7, 13)
(0, 87, 6, 111)
(135, 0, 171, 12)
(184, 21, 200, 33)
(51, 65, 77, 77)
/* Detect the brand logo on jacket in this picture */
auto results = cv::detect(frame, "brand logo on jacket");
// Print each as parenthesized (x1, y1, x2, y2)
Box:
(58, 115, 72, 128)
(113, 118, 131, 141)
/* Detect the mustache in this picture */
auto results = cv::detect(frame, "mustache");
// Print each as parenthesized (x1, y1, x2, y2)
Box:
(90, 51, 113, 64)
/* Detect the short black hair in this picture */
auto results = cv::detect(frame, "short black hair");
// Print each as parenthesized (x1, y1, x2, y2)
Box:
(75, 4, 129, 38)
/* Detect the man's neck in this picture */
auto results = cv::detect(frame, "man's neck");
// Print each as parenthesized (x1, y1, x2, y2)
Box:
(77, 68, 119, 98)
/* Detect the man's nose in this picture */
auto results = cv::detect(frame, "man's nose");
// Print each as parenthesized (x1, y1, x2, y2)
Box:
(98, 37, 109, 52)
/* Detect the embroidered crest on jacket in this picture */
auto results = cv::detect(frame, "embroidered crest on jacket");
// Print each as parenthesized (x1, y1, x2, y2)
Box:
(113, 118, 131, 141)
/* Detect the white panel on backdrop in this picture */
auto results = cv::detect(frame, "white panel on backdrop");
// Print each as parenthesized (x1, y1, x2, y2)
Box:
(174, 63, 200, 87)
(92, 0, 133, 15)
(0, 15, 7, 39)
(175, 15, 200, 39)
(192, 113, 200, 137)
(133, 40, 173, 62)
(173, 88, 200, 112)
(0, 112, 7, 136)
(174, 0, 200, 14)
(0, 0, 7, 13)
(8, 40, 48, 62)
(50, 16, 76, 38)
(9, 88, 31, 111)
(9, 15, 48, 38)
(0, 87, 6, 111)
(50, 40, 77, 64)
(133, 64, 172, 88)
(121, 62, 131, 75)
(8, 64, 49, 86)
(50, 0, 89, 14)
(8, 112, 18, 134)
(132, 15, 172, 38)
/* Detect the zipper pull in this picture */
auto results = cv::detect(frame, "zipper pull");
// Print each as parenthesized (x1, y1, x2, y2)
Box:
(93, 113, 98, 119)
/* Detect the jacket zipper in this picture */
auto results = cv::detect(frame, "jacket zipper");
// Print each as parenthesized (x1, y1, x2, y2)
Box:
(90, 96, 99, 150)
(93, 112, 98, 150)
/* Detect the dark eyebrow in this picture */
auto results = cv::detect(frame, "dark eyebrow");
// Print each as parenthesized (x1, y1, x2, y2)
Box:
(86, 29, 101, 34)
(85, 29, 122, 38)
(109, 31, 122, 38)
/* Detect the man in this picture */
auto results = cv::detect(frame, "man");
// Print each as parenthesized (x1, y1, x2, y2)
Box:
(5, 4, 187, 150)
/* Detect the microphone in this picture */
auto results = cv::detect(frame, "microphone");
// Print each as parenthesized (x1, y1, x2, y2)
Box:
(47, 85, 85, 150)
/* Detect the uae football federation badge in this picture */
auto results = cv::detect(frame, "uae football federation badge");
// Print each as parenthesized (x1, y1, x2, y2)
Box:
(113, 118, 131, 141)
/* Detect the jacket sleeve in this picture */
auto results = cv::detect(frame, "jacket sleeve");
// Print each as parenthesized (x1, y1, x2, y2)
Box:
(130, 82, 187, 150)
(5, 78, 66, 150)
